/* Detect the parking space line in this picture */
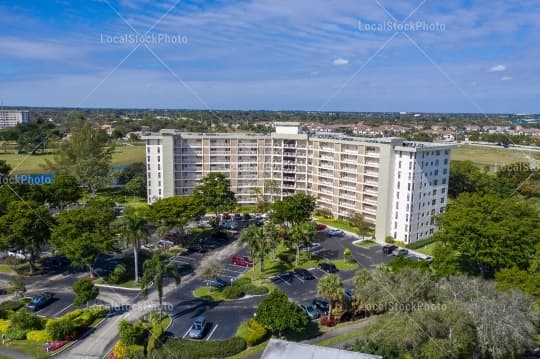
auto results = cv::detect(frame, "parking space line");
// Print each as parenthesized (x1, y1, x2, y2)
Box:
(220, 268, 247, 274)
(292, 274, 305, 283)
(278, 275, 292, 286)
(182, 327, 191, 339)
(53, 304, 73, 317)
(206, 324, 218, 340)
(171, 259, 191, 264)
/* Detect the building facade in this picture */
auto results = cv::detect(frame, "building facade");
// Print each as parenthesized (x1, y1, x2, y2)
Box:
(0, 110, 29, 129)
(143, 123, 454, 243)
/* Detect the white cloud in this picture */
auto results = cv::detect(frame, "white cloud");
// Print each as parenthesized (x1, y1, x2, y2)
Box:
(501, 76, 512, 81)
(488, 64, 506, 72)
(333, 58, 349, 66)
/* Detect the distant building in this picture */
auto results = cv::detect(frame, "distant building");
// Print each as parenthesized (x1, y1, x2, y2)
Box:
(143, 122, 454, 244)
(0, 110, 29, 128)
(260, 339, 382, 359)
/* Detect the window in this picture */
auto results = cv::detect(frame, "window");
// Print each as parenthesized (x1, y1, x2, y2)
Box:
(147, 156, 150, 162)
(434, 170, 438, 176)
(399, 161, 402, 169)
(433, 180, 438, 185)
(157, 147, 160, 154)
(157, 155, 160, 162)
(442, 178, 447, 184)
(442, 188, 446, 194)
(440, 197, 445, 203)
(394, 221, 397, 229)
(159, 189, 162, 196)
(432, 189, 436, 195)
(147, 147, 150, 153)
(432, 199, 436, 205)
(444, 158, 448, 164)
(443, 168, 448, 174)
(158, 164, 160, 171)
(409, 162, 412, 170)
(408, 183, 411, 191)
(147, 164, 151, 170)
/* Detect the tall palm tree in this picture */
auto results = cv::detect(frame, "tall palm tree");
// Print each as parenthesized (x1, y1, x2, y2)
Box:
(289, 221, 316, 265)
(140, 254, 180, 318)
(317, 274, 344, 319)
(240, 225, 272, 273)
(119, 208, 148, 284)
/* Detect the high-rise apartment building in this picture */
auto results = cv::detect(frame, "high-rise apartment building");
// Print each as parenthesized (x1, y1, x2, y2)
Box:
(0, 110, 29, 129)
(143, 123, 454, 243)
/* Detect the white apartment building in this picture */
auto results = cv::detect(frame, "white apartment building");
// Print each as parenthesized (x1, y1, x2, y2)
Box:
(143, 123, 454, 243)
(0, 110, 29, 129)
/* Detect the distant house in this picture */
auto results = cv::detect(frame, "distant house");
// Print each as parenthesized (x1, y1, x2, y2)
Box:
(101, 124, 114, 136)
(260, 339, 382, 359)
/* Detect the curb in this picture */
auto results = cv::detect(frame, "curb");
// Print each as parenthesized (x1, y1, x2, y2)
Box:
(95, 283, 142, 291)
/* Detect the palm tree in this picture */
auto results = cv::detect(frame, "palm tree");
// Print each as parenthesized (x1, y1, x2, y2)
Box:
(251, 187, 267, 213)
(289, 221, 316, 265)
(140, 254, 180, 318)
(119, 208, 148, 284)
(317, 274, 344, 319)
(240, 225, 272, 273)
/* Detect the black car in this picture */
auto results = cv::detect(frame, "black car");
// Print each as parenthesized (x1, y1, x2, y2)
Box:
(382, 244, 397, 255)
(26, 292, 54, 312)
(313, 298, 329, 313)
(233, 213, 242, 221)
(318, 262, 338, 273)
(294, 268, 315, 280)
(278, 271, 294, 282)
(207, 277, 228, 289)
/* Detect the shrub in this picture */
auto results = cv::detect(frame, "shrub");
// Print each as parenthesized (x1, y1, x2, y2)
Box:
(222, 285, 244, 299)
(234, 277, 252, 287)
(147, 321, 164, 353)
(5, 327, 27, 340)
(108, 264, 127, 284)
(46, 318, 76, 341)
(26, 329, 49, 342)
(320, 316, 338, 327)
(47, 340, 68, 351)
(119, 320, 145, 346)
(0, 319, 11, 333)
(244, 319, 267, 346)
(10, 309, 44, 331)
(155, 337, 246, 358)
(0, 300, 26, 319)
(242, 284, 269, 296)
(385, 236, 395, 244)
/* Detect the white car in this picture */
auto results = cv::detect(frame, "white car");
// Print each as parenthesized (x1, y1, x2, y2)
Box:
(328, 229, 345, 237)
(299, 243, 322, 252)
(7, 249, 28, 260)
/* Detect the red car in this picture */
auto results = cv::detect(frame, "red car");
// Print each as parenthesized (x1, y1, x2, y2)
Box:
(316, 223, 327, 231)
(232, 256, 253, 267)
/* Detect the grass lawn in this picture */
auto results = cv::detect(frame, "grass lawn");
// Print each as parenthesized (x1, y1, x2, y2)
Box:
(315, 326, 370, 347)
(0, 145, 145, 174)
(0, 264, 14, 273)
(414, 242, 438, 256)
(331, 259, 359, 271)
(352, 240, 377, 248)
(1, 340, 49, 359)
(193, 286, 226, 301)
(94, 278, 140, 289)
(313, 216, 359, 234)
(452, 145, 540, 170)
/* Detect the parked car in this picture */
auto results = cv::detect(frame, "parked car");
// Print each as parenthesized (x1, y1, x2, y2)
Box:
(391, 248, 409, 257)
(7, 249, 28, 260)
(231, 255, 253, 267)
(294, 268, 315, 280)
(423, 256, 433, 264)
(298, 243, 321, 252)
(243, 213, 252, 220)
(298, 302, 320, 320)
(188, 316, 207, 339)
(318, 262, 338, 273)
(315, 223, 327, 231)
(220, 221, 239, 230)
(44, 255, 70, 269)
(382, 244, 397, 255)
(189, 240, 208, 253)
(26, 293, 55, 312)
(344, 289, 354, 300)
(278, 271, 294, 282)
(233, 213, 242, 221)
(207, 277, 228, 289)
(328, 229, 344, 237)
(221, 213, 232, 221)
(312, 298, 329, 314)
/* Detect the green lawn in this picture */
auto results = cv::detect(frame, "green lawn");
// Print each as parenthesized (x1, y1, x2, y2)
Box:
(0, 264, 14, 273)
(452, 145, 540, 171)
(193, 286, 226, 301)
(0, 145, 145, 174)
(1, 340, 48, 359)
(331, 259, 359, 271)
(94, 278, 140, 289)
(414, 242, 438, 256)
(352, 240, 377, 248)
(314, 216, 359, 234)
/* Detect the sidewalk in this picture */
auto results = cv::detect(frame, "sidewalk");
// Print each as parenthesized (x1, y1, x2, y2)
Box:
(0, 347, 33, 359)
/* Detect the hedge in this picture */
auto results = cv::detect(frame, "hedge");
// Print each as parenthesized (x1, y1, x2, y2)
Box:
(113, 341, 145, 359)
(406, 236, 438, 250)
(26, 329, 49, 342)
(0, 319, 11, 333)
(0, 300, 26, 319)
(244, 319, 267, 346)
(222, 285, 244, 299)
(242, 284, 269, 296)
(153, 337, 246, 358)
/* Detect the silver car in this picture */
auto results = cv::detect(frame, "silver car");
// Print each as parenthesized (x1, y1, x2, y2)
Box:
(188, 316, 206, 339)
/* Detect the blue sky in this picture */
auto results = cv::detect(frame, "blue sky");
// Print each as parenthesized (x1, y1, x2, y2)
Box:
(0, 0, 539, 113)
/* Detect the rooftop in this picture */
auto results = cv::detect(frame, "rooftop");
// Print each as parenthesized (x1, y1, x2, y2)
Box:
(260, 339, 382, 359)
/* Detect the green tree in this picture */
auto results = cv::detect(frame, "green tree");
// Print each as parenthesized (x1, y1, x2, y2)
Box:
(116, 162, 146, 186)
(0, 160, 11, 177)
(44, 174, 82, 210)
(125, 177, 145, 198)
(348, 213, 373, 239)
(118, 208, 149, 283)
(140, 254, 181, 318)
(46, 120, 114, 195)
(51, 199, 116, 277)
(449, 160, 512, 198)
(0, 200, 52, 273)
(435, 193, 540, 277)
(72, 277, 99, 306)
(497, 161, 540, 197)
(270, 192, 315, 227)
(240, 224, 272, 273)
(317, 274, 344, 318)
(7, 275, 26, 296)
(289, 221, 316, 265)
(148, 195, 204, 229)
(15, 120, 57, 154)
(255, 290, 309, 337)
(495, 266, 540, 297)
(430, 242, 459, 279)
(193, 173, 236, 229)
